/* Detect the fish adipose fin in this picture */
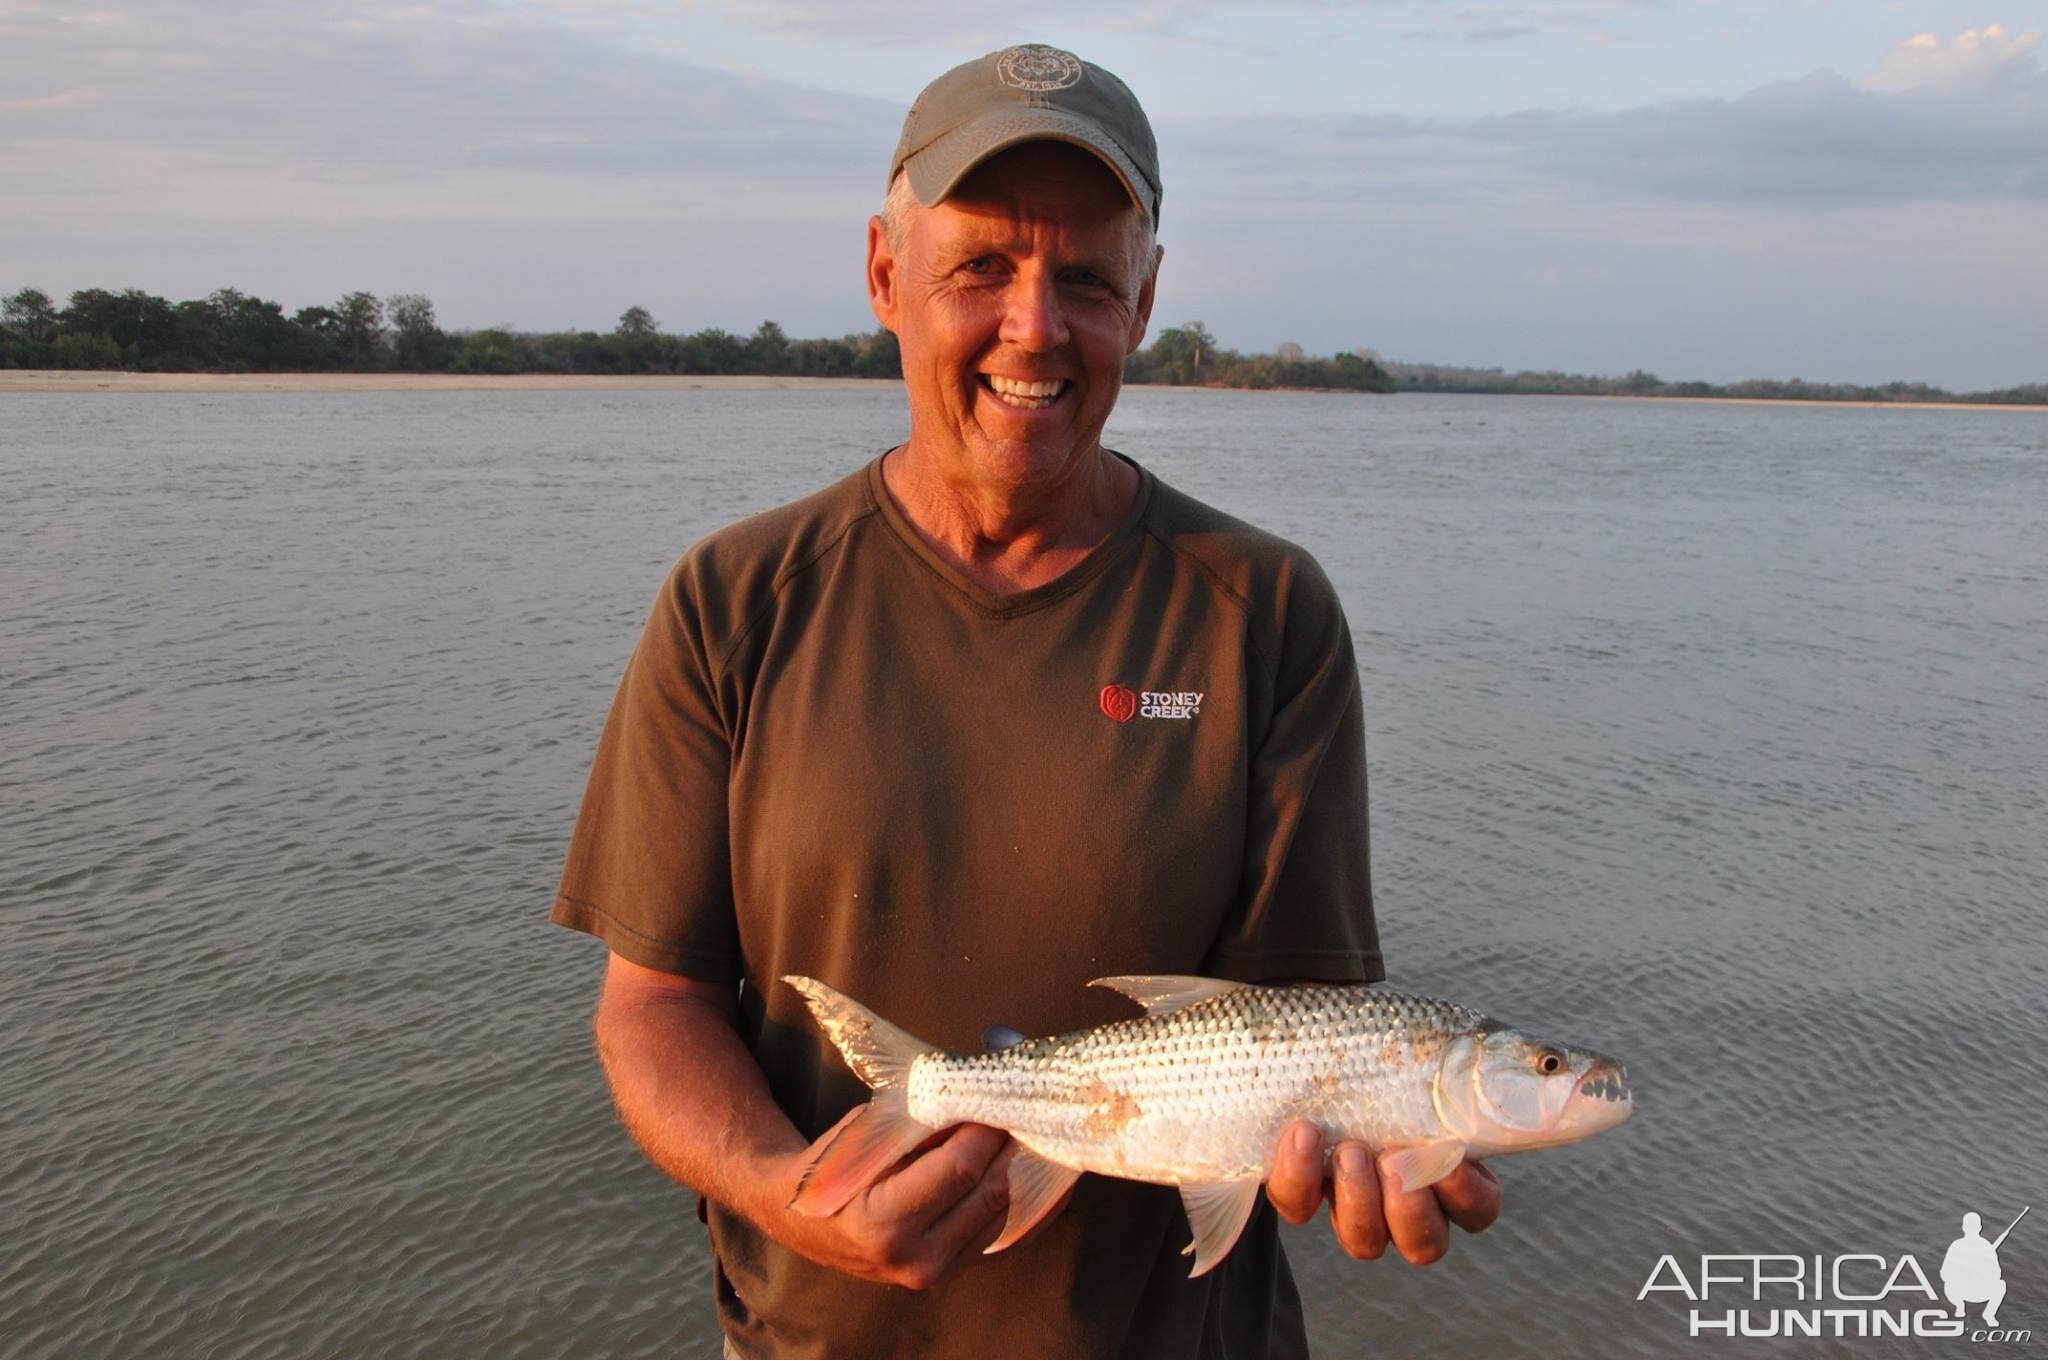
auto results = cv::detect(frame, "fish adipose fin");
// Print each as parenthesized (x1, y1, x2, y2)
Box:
(783, 976, 942, 1218)
(982, 1024, 1027, 1053)
(985, 1147, 1083, 1255)
(1381, 1138, 1468, 1194)
(1089, 975, 1248, 1017)
(1178, 1179, 1263, 1277)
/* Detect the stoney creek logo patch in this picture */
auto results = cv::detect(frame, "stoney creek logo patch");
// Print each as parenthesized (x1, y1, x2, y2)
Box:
(1100, 684, 1203, 723)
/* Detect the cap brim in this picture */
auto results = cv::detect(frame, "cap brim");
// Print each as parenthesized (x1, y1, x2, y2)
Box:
(903, 109, 1155, 223)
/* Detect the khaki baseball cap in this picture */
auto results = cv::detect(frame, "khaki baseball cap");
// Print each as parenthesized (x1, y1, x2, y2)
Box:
(888, 44, 1162, 225)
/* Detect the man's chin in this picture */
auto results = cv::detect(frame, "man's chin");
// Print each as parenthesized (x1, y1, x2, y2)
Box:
(962, 434, 1098, 489)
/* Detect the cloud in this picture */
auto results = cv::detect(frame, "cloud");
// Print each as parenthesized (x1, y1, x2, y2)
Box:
(1160, 23, 2048, 213)
(0, 0, 897, 185)
(679, 0, 1646, 43)
(1464, 62, 2048, 207)
(675, 0, 1308, 42)
(1862, 23, 2043, 93)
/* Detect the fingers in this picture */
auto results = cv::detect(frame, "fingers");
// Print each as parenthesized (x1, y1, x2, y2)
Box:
(868, 1122, 1009, 1228)
(1433, 1160, 1501, 1235)
(1327, 1142, 1388, 1259)
(1379, 1155, 1451, 1265)
(924, 1138, 1015, 1260)
(828, 1124, 1012, 1290)
(1265, 1121, 1326, 1225)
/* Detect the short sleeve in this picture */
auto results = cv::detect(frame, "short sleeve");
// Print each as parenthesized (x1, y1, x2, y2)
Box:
(550, 562, 743, 981)
(1204, 554, 1383, 985)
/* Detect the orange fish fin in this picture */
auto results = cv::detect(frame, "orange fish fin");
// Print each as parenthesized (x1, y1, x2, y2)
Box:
(1178, 1179, 1263, 1277)
(985, 1147, 1083, 1255)
(788, 1089, 934, 1218)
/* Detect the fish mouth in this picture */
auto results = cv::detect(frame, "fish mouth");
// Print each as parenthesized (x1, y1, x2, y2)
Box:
(1562, 1059, 1633, 1135)
(1577, 1063, 1631, 1106)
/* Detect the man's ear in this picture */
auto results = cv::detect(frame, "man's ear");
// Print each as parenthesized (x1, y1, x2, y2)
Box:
(1127, 243, 1163, 355)
(867, 217, 900, 332)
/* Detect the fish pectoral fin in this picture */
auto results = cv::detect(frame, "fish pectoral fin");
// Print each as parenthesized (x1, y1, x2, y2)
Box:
(1088, 975, 1248, 1016)
(1178, 1179, 1263, 1278)
(1381, 1138, 1469, 1195)
(985, 1148, 1083, 1255)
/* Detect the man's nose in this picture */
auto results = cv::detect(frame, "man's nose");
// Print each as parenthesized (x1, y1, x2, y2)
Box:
(998, 270, 1069, 352)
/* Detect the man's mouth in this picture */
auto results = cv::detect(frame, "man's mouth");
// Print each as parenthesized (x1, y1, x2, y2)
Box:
(980, 375, 1070, 410)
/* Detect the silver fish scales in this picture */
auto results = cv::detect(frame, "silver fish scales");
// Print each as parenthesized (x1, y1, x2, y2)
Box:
(787, 974, 1632, 1276)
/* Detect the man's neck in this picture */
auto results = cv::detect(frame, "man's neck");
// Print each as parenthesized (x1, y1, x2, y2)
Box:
(880, 443, 1140, 597)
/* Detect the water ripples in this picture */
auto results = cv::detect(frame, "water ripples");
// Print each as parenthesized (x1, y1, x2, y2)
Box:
(4, 389, 2044, 1357)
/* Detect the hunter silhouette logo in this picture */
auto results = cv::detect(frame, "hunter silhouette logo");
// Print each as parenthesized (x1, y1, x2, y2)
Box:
(1944, 1206, 2026, 1329)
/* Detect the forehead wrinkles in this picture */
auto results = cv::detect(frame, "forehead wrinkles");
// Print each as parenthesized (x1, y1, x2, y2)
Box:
(915, 197, 1148, 281)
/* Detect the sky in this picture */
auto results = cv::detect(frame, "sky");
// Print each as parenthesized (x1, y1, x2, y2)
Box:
(2, 0, 2044, 388)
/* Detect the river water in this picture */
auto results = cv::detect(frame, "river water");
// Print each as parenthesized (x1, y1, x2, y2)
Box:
(4, 388, 2044, 1357)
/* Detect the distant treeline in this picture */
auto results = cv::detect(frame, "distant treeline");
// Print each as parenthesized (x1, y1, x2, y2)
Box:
(0, 287, 1395, 391)
(1124, 322, 1396, 392)
(5, 286, 2038, 403)
(1387, 360, 2048, 407)
(0, 287, 902, 378)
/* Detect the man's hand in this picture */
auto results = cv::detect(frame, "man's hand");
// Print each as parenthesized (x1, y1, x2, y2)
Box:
(1265, 1120, 1500, 1264)
(593, 952, 1021, 1292)
(770, 1117, 1017, 1290)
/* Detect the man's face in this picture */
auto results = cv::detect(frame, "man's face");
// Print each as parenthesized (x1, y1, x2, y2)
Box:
(868, 142, 1160, 494)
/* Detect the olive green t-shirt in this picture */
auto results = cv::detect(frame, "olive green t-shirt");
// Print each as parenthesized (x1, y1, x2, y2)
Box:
(553, 453, 1382, 1360)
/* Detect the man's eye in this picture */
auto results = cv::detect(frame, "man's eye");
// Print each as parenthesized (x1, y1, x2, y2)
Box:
(960, 257, 994, 274)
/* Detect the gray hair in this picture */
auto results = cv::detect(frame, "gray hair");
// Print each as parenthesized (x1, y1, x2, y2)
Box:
(880, 169, 1158, 299)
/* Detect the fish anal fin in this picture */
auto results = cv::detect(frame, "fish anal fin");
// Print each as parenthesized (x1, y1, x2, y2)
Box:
(1381, 1138, 1468, 1195)
(985, 1147, 1083, 1255)
(787, 1090, 933, 1218)
(1089, 975, 1248, 1016)
(1178, 1179, 1263, 1278)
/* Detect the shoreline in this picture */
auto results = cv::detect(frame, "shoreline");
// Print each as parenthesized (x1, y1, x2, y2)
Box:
(0, 370, 2041, 412)
(0, 370, 897, 393)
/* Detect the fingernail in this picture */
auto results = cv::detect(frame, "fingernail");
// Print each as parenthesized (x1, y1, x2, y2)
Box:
(1338, 1145, 1368, 1178)
(1291, 1125, 1319, 1155)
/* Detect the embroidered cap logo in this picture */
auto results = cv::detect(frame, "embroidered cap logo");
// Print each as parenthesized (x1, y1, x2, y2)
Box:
(996, 44, 1084, 92)
(1100, 684, 1138, 723)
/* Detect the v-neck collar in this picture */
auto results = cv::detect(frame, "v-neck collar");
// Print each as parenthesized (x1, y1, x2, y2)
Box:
(864, 450, 1153, 619)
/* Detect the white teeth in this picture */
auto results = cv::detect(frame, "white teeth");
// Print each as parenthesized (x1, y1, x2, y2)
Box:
(985, 375, 1067, 408)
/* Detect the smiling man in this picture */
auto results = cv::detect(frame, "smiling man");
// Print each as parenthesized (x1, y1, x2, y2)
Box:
(553, 44, 1498, 1360)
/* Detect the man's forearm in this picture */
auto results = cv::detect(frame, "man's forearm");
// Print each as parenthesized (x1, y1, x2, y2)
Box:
(593, 973, 808, 1229)
(586, 952, 1017, 1289)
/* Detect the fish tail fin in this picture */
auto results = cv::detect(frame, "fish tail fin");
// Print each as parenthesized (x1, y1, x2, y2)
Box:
(783, 974, 939, 1090)
(784, 975, 942, 1217)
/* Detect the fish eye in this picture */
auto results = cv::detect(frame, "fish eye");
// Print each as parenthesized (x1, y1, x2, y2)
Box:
(1537, 1051, 1564, 1075)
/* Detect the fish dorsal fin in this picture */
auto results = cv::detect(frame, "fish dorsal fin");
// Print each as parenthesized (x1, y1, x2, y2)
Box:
(1177, 1179, 1263, 1277)
(985, 1146, 1084, 1256)
(1089, 975, 1248, 1016)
